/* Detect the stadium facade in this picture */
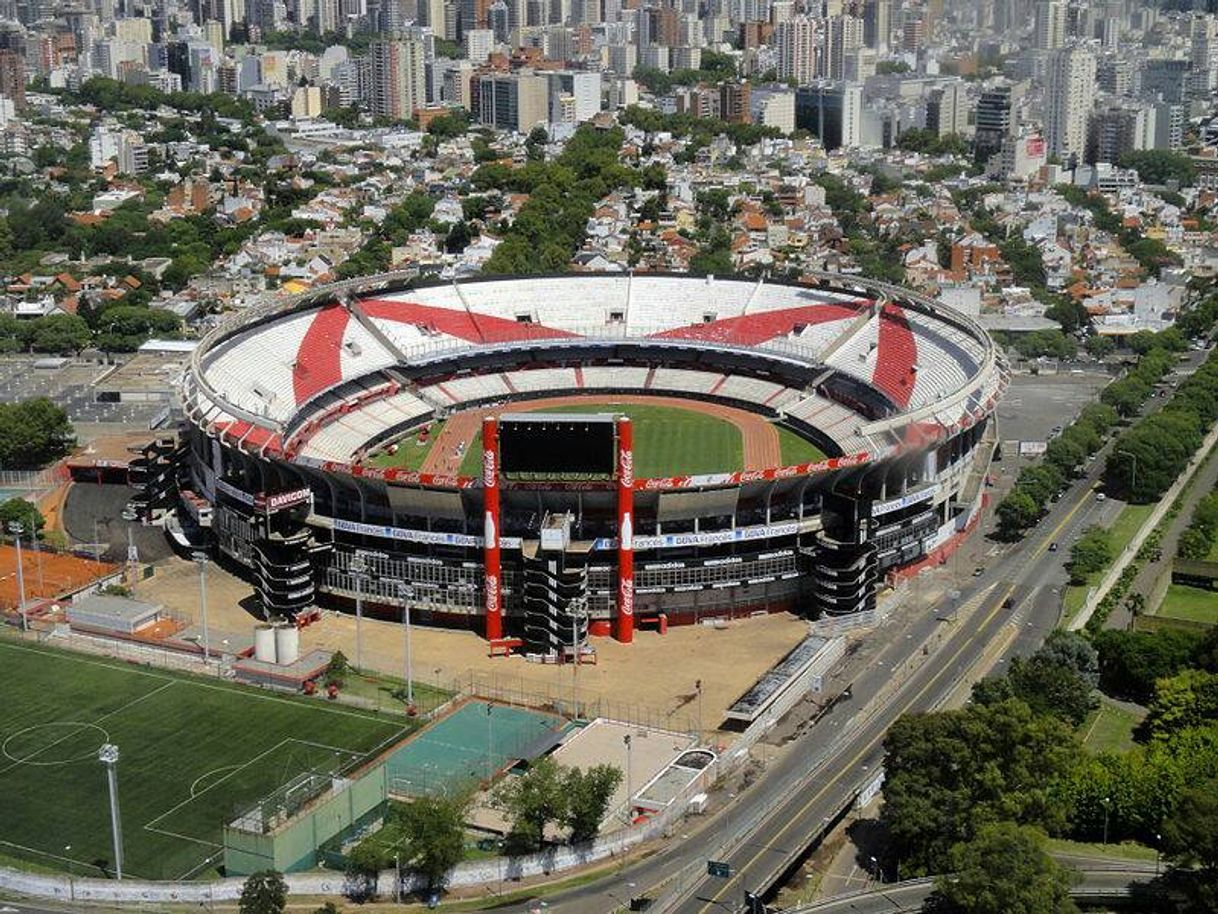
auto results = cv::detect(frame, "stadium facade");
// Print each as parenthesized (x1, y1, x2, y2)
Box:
(169, 272, 1007, 653)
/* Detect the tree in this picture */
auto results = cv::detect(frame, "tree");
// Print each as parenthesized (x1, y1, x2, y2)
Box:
(563, 765, 624, 843)
(1067, 526, 1112, 584)
(326, 650, 350, 684)
(400, 792, 473, 890)
(0, 498, 45, 540)
(1038, 631, 1100, 687)
(313, 904, 342, 914)
(238, 870, 288, 914)
(1142, 669, 1218, 742)
(880, 699, 1080, 875)
(495, 757, 568, 852)
(996, 490, 1041, 540)
(1005, 654, 1098, 727)
(931, 822, 1079, 914)
(30, 313, 91, 354)
(1085, 335, 1115, 358)
(1161, 778, 1218, 913)
(0, 397, 75, 468)
(1092, 629, 1203, 702)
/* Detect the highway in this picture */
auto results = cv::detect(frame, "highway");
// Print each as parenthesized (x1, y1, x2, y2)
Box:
(494, 369, 1162, 914)
(784, 862, 1160, 914)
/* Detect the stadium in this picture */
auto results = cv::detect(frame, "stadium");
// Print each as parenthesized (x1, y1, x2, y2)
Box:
(171, 272, 1007, 655)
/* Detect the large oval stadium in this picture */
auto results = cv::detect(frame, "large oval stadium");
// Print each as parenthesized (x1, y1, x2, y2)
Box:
(174, 272, 1007, 653)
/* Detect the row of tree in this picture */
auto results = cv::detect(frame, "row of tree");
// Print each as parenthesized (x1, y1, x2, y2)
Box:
(1104, 347, 1218, 502)
(995, 402, 1119, 539)
(883, 625, 1218, 911)
(1177, 491, 1218, 561)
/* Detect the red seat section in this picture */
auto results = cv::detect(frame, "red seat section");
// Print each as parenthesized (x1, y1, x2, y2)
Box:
(360, 298, 579, 345)
(872, 304, 917, 409)
(293, 304, 351, 405)
(647, 301, 866, 346)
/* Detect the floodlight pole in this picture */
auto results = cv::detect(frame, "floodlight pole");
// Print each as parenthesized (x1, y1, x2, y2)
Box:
(99, 743, 124, 879)
(399, 581, 414, 706)
(624, 734, 633, 825)
(193, 552, 210, 663)
(9, 522, 27, 632)
(350, 553, 367, 671)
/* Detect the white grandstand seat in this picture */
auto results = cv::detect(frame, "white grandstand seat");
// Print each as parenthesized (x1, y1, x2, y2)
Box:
(713, 376, 787, 404)
(650, 368, 720, 394)
(444, 374, 512, 402)
(581, 365, 650, 388)
(504, 368, 579, 393)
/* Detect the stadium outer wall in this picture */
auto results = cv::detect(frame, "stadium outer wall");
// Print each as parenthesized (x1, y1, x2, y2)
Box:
(174, 271, 1006, 643)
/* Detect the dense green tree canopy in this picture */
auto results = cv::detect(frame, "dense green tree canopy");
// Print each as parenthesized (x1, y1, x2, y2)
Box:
(931, 822, 1079, 914)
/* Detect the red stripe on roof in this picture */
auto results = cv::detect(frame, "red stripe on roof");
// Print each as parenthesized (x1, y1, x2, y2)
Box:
(647, 301, 867, 346)
(872, 304, 917, 409)
(294, 305, 351, 405)
(361, 298, 579, 344)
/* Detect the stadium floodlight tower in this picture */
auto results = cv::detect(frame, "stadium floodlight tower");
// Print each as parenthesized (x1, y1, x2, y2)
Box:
(7, 521, 26, 632)
(192, 551, 211, 662)
(98, 743, 124, 879)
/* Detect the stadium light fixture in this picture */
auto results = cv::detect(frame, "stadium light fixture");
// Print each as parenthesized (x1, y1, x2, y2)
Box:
(98, 743, 124, 879)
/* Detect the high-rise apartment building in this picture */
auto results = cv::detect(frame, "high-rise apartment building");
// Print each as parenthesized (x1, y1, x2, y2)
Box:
(1044, 45, 1096, 167)
(370, 36, 426, 121)
(1034, 0, 1065, 50)
(776, 16, 817, 86)
(794, 81, 862, 149)
(926, 81, 970, 137)
(477, 71, 548, 132)
(823, 14, 862, 81)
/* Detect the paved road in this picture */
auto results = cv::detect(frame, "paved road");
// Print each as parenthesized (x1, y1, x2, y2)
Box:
(785, 863, 1160, 914)
(493, 447, 1119, 914)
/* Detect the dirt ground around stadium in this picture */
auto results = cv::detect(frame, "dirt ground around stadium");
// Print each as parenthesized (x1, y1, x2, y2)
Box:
(133, 557, 808, 739)
(0, 544, 119, 612)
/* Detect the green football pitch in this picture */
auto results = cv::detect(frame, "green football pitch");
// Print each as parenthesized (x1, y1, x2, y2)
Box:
(0, 639, 410, 880)
(369, 403, 826, 477)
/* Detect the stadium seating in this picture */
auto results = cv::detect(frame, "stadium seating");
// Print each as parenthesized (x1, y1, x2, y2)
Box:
(581, 365, 650, 389)
(504, 367, 580, 393)
(651, 367, 721, 394)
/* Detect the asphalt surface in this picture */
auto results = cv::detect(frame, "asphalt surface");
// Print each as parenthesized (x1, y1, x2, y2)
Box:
(490, 437, 1122, 914)
(61, 482, 174, 563)
(784, 862, 1161, 914)
(493, 356, 1211, 914)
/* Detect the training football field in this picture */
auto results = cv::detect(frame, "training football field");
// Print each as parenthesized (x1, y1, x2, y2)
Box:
(0, 639, 410, 880)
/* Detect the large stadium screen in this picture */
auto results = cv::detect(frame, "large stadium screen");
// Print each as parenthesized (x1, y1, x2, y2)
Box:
(499, 413, 616, 478)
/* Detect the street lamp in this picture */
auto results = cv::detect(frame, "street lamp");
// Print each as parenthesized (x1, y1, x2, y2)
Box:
(8, 522, 27, 632)
(98, 743, 124, 879)
(1101, 795, 1111, 846)
(349, 552, 368, 671)
(193, 551, 211, 663)
(398, 581, 414, 706)
(623, 734, 633, 826)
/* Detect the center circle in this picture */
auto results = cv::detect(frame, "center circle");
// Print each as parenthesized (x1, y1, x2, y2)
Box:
(2, 722, 110, 766)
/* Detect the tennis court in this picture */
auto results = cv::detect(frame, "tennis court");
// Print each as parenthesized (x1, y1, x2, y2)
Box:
(0, 543, 119, 612)
(385, 700, 569, 796)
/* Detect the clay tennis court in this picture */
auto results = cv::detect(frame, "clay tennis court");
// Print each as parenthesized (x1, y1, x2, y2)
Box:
(0, 543, 119, 612)
(420, 395, 784, 476)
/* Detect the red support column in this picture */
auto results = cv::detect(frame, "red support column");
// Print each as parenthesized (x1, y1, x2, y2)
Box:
(616, 417, 635, 644)
(482, 416, 502, 642)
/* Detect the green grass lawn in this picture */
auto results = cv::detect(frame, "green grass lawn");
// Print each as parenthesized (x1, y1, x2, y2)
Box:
(0, 639, 412, 880)
(1059, 503, 1157, 629)
(457, 403, 747, 477)
(1107, 503, 1156, 552)
(366, 420, 446, 472)
(1045, 837, 1158, 862)
(777, 426, 827, 466)
(1079, 700, 1144, 753)
(1156, 583, 1218, 625)
(366, 404, 826, 478)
